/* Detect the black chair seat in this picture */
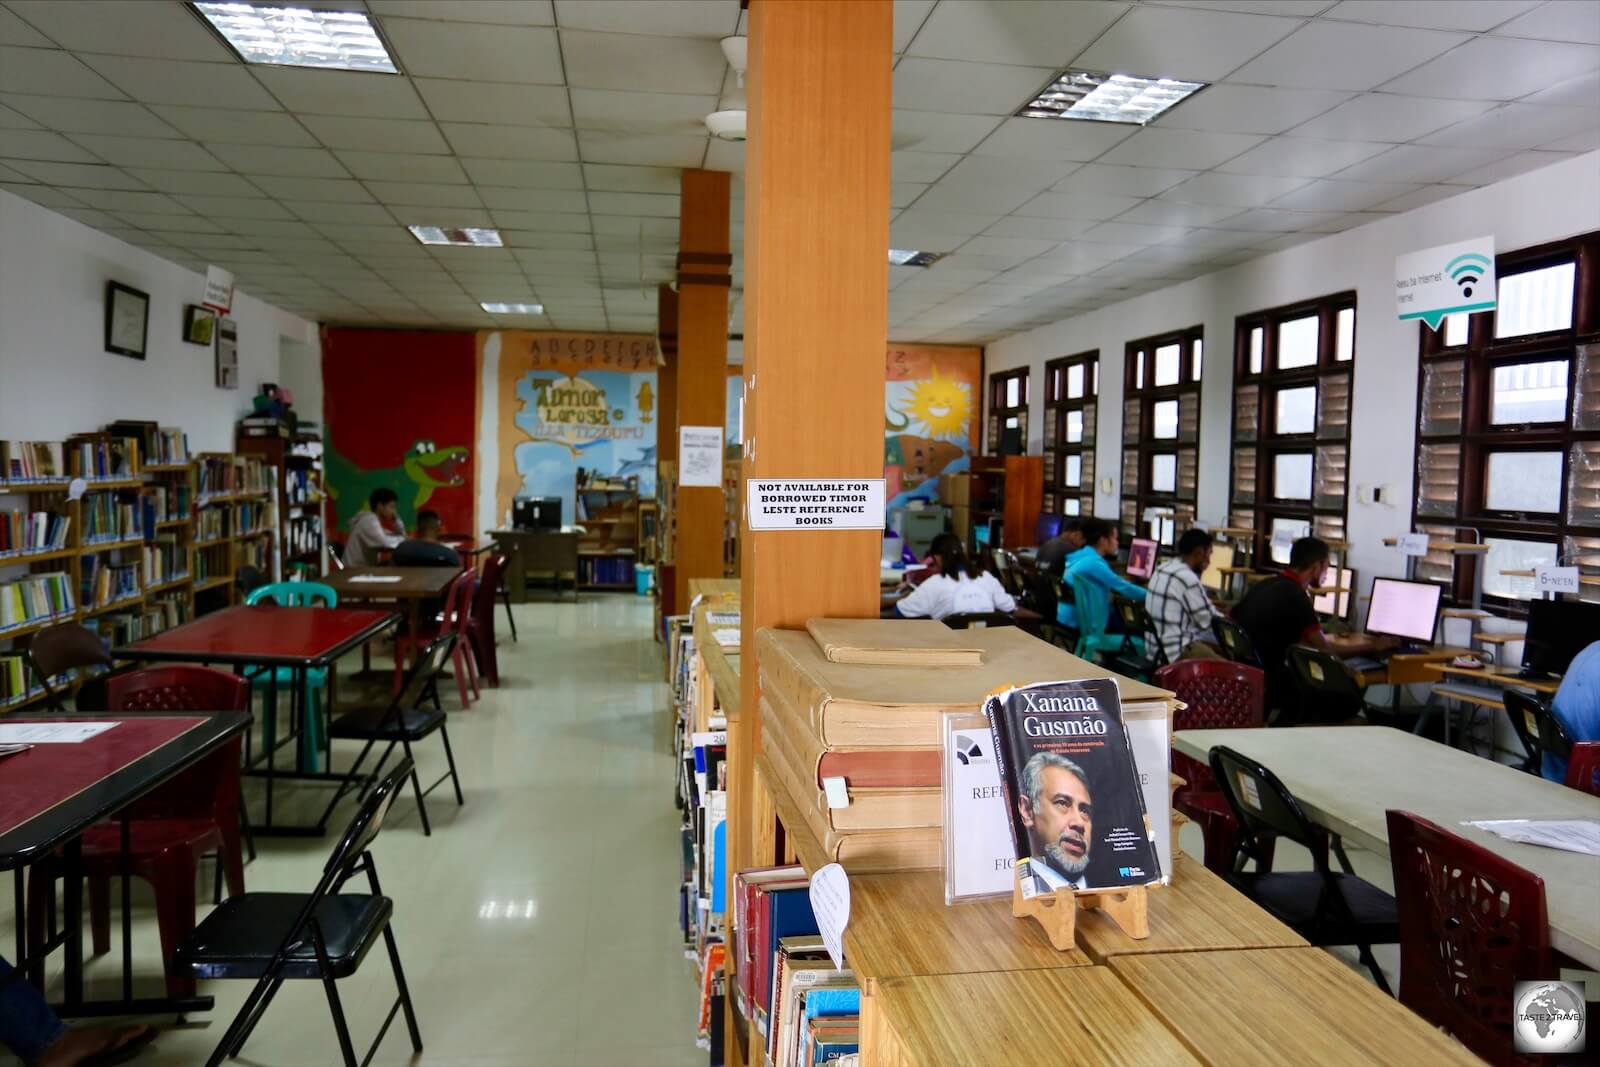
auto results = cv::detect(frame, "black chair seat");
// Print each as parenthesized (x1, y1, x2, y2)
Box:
(1228, 870, 1399, 943)
(330, 704, 446, 741)
(179, 893, 392, 980)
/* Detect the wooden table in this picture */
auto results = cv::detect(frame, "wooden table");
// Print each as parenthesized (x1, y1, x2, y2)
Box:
(325, 565, 459, 669)
(1424, 662, 1562, 696)
(1110, 948, 1486, 1066)
(490, 528, 578, 600)
(1174, 726, 1600, 967)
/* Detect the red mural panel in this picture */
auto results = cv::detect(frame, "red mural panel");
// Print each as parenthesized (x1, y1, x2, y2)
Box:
(321, 328, 477, 536)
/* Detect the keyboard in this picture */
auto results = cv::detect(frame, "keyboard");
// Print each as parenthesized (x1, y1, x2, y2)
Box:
(1344, 656, 1384, 672)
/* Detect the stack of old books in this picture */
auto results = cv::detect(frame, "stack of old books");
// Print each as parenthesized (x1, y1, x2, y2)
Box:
(758, 618, 1173, 873)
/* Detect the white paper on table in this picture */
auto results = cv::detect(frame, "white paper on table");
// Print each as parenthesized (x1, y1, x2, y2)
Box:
(711, 629, 741, 648)
(346, 574, 404, 584)
(1465, 819, 1600, 857)
(0, 722, 119, 744)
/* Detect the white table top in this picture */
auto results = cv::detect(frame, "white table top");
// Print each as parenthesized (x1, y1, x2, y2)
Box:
(1174, 726, 1600, 968)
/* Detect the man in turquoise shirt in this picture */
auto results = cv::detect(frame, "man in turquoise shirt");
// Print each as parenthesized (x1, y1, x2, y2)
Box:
(1544, 639, 1600, 784)
(1057, 518, 1148, 631)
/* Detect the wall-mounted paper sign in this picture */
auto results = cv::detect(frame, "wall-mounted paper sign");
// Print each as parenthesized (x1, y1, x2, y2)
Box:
(1535, 566, 1580, 595)
(808, 863, 850, 971)
(203, 264, 235, 314)
(747, 479, 885, 531)
(1396, 532, 1430, 556)
(1396, 236, 1495, 330)
(679, 425, 723, 488)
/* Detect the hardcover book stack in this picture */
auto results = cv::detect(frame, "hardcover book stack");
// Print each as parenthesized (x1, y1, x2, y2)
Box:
(757, 619, 1176, 873)
(0, 508, 69, 556)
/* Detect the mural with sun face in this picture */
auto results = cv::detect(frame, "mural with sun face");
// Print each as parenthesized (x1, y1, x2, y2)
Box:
(884, 344, 982, 509)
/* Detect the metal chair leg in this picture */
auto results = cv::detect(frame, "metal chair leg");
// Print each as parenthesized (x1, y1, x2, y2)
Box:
(1357, 943, 1392, 995)
(440, 726, 464, 806)
(499, 582, 517, 641)
(403, 741, 431, 836)
(382, 923, 424, 1052)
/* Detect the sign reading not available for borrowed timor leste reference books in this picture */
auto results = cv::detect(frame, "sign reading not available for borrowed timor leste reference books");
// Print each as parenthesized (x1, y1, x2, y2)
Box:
(746, 479, 886, 531)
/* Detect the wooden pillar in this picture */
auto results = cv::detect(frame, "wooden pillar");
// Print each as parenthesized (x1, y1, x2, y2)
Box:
(655, 284, 679, 617)
(674, 169, 733, 611)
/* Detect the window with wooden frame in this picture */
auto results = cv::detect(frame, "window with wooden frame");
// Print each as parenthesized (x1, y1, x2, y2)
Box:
(1413, 232, 1600, 606)
(1042, 351, 1097, 518)
(1231, 292, 1356, 566)
(987, 368, 1029, 456)
(1121, 326, 1202, 546)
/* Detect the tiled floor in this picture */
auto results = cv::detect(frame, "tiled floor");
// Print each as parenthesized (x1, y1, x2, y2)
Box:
(3, 594, 704, 1067)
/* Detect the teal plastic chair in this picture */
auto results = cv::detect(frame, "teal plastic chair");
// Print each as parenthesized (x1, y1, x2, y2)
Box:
(245, 582, 337, 771)
(1066, 568, 1143, 664)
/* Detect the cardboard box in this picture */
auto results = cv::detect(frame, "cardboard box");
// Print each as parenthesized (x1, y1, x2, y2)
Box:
(939, 474, 971, 507)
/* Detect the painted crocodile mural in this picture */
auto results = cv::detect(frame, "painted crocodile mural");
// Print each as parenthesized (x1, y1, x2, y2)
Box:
(327, 439, 470, 531)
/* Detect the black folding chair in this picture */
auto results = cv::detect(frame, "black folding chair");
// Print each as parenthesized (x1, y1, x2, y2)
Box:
(1211, 617, 1261, 668)
(1046, 574, 1079, 651)
(318, 634, 464, 836)
(1504, 689, 1573, 775)
(1208, 745, 1398, 992)
(1282, 645, 1391, 728)
(24, 621, 113, 711)
(176, 759, 423, 1067)
(1109, 596, 1167, 681)
(942, 612, 1016, 630)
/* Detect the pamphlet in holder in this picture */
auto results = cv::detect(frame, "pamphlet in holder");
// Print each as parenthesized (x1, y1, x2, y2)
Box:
(1011, 870, 1149, 951)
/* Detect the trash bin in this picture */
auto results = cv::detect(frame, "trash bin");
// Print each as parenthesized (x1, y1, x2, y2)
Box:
(635, 564, 655, 595)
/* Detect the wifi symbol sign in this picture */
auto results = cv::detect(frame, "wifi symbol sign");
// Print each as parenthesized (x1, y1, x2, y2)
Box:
(1447, 253, 1492, 299)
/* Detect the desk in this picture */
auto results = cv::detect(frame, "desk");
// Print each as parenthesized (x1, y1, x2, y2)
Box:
(491, 528, 578, 601)
(1173, 726, 1600, 967)
(1325, 631, 1400, 659)
(325, 565, 459, 669)
(0, 712, 249, 1017)
(1110, 948, 1485, 1066)
(1425, 662, 1562, 696)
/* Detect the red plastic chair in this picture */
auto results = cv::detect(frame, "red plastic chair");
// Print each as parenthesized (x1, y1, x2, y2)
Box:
(1154, 659, 1265, 874)
(1387, 810, 1550, 1067)
(1567, 742, 1600, 796)
(393, 570, 479, 706)
(28, 666, 250, 999)
(463, 552, 506, 688)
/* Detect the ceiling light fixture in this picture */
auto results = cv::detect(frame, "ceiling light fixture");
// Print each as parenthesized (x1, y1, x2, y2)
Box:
(407, 225, 503, 248)
(480, 302, 544, 315)
(889, 249, 944, 267)
(193, 3, 398, 73)
(1018, 70, 1205, 125)
(705, 110, 746, 141)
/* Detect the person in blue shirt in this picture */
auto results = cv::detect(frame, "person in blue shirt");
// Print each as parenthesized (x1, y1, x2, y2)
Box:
(1544, 639, 1600, 784)
(1057, 517, 1147, 631)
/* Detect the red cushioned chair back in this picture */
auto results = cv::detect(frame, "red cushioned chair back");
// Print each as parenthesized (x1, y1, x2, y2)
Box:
(1567, 742, 1600, 796)
(1155, 659, 1264, 796)
(1386, 809, 1551, 1067)
(106, 666, 248, 822)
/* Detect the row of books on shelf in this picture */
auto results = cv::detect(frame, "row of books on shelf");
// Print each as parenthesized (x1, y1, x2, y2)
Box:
(197, 456, 269, 498)
(2, 441, 66, 484)
(93, 597, 186, 647)
(196, 508, 228, 541)
(237, 501, 272, 533)
(82, 558, 139, 609)
(146, 484, 191, 524)
(143, 537, 187, 586)
(70, 437, 138, 482)
(194, 544, 230, 583)
(110, 423, 188, 467)
(0, 661, 74, 709)
(0, 509, 70, 556)
(286, 467, 321, 505)
(239, 537, 270, 571)
(82, 495, 142, 544)
(0, 572, 75, 630)
(580, 556, 636, 587)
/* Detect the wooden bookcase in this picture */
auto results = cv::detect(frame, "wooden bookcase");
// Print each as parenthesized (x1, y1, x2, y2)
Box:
(576, 480, 640, 590)
(236, 432, 326, 578)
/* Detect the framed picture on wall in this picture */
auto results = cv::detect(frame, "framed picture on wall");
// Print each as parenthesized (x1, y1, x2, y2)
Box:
(183, 304, 217, 346)
(216, 317, 239, 389)
(104, 281, 149, 359)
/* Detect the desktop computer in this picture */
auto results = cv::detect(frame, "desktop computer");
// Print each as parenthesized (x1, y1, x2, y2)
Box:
(1200, 542, 1234, 593)
(1126, 536, 1158, 580)
(1035, 513, 1064, 543)
(514, 495, 562, 530)
(1521, 599, 1600, 679)
(1364, 577, 1443, 647)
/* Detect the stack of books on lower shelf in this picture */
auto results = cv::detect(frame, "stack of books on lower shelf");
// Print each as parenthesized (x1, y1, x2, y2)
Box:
(0, 571, 75, 631)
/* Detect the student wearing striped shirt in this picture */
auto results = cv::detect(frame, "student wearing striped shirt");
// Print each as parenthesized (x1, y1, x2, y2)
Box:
(1146, 529, 1222, 662)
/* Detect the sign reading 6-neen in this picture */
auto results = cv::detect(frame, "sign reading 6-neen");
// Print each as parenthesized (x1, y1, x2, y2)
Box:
(746, 479, 887, 531)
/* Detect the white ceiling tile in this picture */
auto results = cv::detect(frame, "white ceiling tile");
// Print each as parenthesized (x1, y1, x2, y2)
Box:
(0, 6, 52, 46)
(500, 230, 594, 251)
(569, 88, 717, 132)
(582, 163, 681, 193)
(915, 181, 1042, 214)
(478, 187, 589, 212)
(907, 0, 1129, 65)
(0, 161, 28, 181)
(123, 169, 261, 195)
(892, 111, 1004, 154)
(1079, 220, 1189, 245)
(379, 17, 562, 84)
(1382, 38, 1600, 100)
(958, 235, 1058, 258)
(1116, 199, 1246, 226)
(702, 137, 744, 174)
(892, 181, 927, 208)
(1016, 191, 1144, 220)
(0, 181, 86, 207)
(1217, 135, 1390, 177)
(1519, 69, 1600, 109)
(492, 210, 592, 232)
(66, 134, 228, 171)
(80, 56, 280, 110)
(1052, 163, 1197, 197)
(246, 176, 375, 202)
(180, 195, 293, 219)
(1496, 0, 1600, 44)
(172, 233, 258, 250)
(1418, 103, 1600, 151)
(971, 117, 1138, 161)
(297, 115, 448, 154)
(0, 45, 123, 98)
(1544, 127, 1600, 151)
(439, 123, 579, 160)
(7, 0, 233, 59)
(208, 143, 349, 178)
(1322, 0, 1542, 30)
(334, 150, 468, 184)
(0, 128, 101, 163)
(66, 187, 190, 213)
(1180, 226, 1274, 250)
(894, 209, 1002, 236)
(553, 0, 738, 35)
(1212, 206, 1345, 230)
(3, 159, 146, 188)
(983, 215, 1097, 240)
(1450, 149, 1579, 186)
(310, 218, 411, 238)
(370, 0, 554, 23)
(576, 130, 707, 166)
(1266, 178, 1422, 210)
(1330, 143, 1513, 183)
(892, 151, 961, 183)
(588, 191, 679, 217)
(1287, 93, 1495, 142)
(366, 181, 484, 208)
(48, 206, 122, 229)
(0, 94, 178, 137)
(1098, 128, 1265, 169)
(140, 106, 316, 147)
(1160, 171, 1314, 205)
(0, 102, 39, 129)
(410, 79, 571, 126)
(560, 29, 725, 93)
(250, 67, 428, 119)
(1226, 22, 1467, 90)
(462, 158, 585, 188)
(591, 214, 676, 236)
(1077, 5, 1301, 81)
(1373, 183, 1471, 212)
(120, 213, 225, 233)
(892, 58, 1055, 116)
(940, 154, 1078, 190)
(1157, 85, 1351, 135)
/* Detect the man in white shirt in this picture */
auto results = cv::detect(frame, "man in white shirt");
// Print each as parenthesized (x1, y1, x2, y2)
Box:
(1145, 529, 1221, 662)
(344, 487, 405, 567)
(1017, 752, 1093, 893)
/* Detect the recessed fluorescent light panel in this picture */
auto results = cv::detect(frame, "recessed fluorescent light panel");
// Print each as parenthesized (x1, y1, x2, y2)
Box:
(407, 226, 503, 248)
(481, 302, 544, 315)
(193, 3, 398, 73)
(889, 249, 944, 267)
(1019, 70, 1205, 125)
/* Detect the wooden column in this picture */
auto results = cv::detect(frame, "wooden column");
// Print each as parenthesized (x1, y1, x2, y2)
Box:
(674, 168, 733, 612)
(655, 284, 679, 617)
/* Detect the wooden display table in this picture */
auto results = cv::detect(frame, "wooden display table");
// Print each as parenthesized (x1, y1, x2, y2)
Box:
(1111, 948, 1485, 1066)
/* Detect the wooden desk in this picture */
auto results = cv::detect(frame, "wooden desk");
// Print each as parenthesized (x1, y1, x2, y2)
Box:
(324, 566, 459, 666)
(1111, 948, 1485, 1066)
(1424, 662, 1562, 696)
(1325, 631, 1400, 658)
(1382, 647, 1475, 685)
(1173, 726, 1600, 967)
(489, 527, 578, 601)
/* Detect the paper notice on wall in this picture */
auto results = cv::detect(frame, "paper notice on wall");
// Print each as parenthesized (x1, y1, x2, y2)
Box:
(1534, 566, 1580, 595)
(747, 479, 886, 531)
(679, 425, 723, 488)
(1396, 532, 1430, 557)
(203, 264, 235, 313)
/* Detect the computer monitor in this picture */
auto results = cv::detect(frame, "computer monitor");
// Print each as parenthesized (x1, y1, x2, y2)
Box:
(1126, 537, 1158, 580)
(1522, 599, 1600, 677)
(1311, 566, 1355, 619)
(1035, 513, 1064, 543)
(514, 495, 561, 530)
(1365, 577, 1443, 645)
(1200, 542, 1234, 592)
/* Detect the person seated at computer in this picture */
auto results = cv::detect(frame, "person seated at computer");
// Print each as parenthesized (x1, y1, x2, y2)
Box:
(1147, 529, 1222, 661)
(1058, 518, 1147, 631)
(345, 487, 406, 567)
(1230, 536, 1341, 710)
(895, 533, 1016, 621)
(1034, 517, 1085, 575)
(392, 509, 462, 568)
(1544, 639, 1599, 784)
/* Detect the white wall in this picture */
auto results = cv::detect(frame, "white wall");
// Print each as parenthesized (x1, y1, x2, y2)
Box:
(0, 188, 319, 453)
(985, 151, 1600, 604)
(277, 337, 323, 429)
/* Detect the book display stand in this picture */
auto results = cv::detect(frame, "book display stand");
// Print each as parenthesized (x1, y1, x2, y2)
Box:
(1011, 871, 1149, 950)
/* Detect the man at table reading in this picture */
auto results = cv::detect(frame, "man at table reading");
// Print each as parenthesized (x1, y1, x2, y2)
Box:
(345, 487, 406, 567)
(1230, 536, 1339, 710)
(393, 509, 461, 568)
(1018, 751, 1094, 893)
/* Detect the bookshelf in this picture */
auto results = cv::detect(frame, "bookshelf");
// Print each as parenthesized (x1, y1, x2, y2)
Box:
(236, 431, 326, 579)
(576, 479, 640, 590)
(193, 452, 274, 609)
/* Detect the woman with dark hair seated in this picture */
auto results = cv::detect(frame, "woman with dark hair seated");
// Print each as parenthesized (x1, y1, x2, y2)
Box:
(895, 533, 1016, 621)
